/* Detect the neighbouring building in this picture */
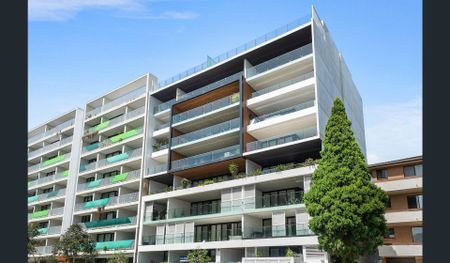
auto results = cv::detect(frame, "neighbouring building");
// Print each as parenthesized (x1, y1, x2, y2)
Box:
(370, 156, 423, 263)
(28, 6, 366, 263)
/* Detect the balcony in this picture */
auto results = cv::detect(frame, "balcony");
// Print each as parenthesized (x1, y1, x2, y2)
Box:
(247, 100, 315, 139)
(375, 177, 422, 193)
(242, 257, 301, 263)
(28, 170, 69, 189)
(171, 144, 241, 171)
(84, 106, 145, 135)
(246, 43, 313, 87)
(79, 148, 142, 173)
(28, 153, 71, 173)
(246, 127, 317, 153)
(171, 118, 240, 155)
(82, 127, 143, 154)
(153, 123, 170, 139)
(34, 246, 54, 255)
(85, 86, 146, 120)
(28, 207, 64, 220)
(37, 225, 62, 237)
(77, 169, 141, 192)
(28, 136, 73, 160)
(147, 163, 168, 177)
(385, 210, 422, 225)
(172, 93, 240, 131)
(243, 224, 313, 239)
(154, 15, 310, 90)
(74, 192, 139, 212)
(28, 188, 66, 204)
(28, 119, 75, 145)
(95, 240, 135, 251)
(250, 71, 314, 98)
(378, 245, 422, 257)
(82, 216, 137, 229)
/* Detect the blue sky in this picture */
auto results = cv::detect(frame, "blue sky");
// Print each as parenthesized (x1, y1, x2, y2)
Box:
(28, 0, 422, 163)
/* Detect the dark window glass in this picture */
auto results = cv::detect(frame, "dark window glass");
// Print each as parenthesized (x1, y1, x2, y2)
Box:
(407, 195, 423, 209)
(100, 211, 117, 220)
(404, 164, 423, 177)
(102, 170, 120, 179)
(86, 177, 95, 183)
(386, 197, 392, 208)
(81, 215, 91, 223)
(38, 222, 48, 228)
(45, 171, 55, 177)
(42, 187, 53, 193)
(88, 158, 97, 164)
(412, 227, 423, 243)
(385, 228, 395, 238)
(83, 196, 93, 202)
(101, 191, 118, 199)
(97, 233, 114, 242)
(262, 188, 302, 207)
(376, 169, 388, 179)
(105, 151, 122, 158)
(40, 204, 50, 210)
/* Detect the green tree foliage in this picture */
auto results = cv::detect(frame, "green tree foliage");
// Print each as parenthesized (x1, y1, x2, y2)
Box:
(28, 223, 41, 262)
(304, 98, 388, 263)
(53, 224, 97, 263)
(107, 252, 129, 263)
(187, 248, 211, 263)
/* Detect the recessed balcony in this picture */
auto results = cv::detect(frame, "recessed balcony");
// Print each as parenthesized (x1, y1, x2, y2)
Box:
(82, 127, 143, 154)
(77, 169, 141, 192)
(28, 188, 66, 204)
(28, 118, 75, 146)
(82, 216, 137, 230)
(79, 148, 142, 174)
(84, 106, 145, 136)
(28, 207, 64, 221)
(28, 136, 73, 160)
(74, 192, 139, 212)
(28, 170, 69, 189)
(28, 153, 71, 174)
(95, 240, 135, 251)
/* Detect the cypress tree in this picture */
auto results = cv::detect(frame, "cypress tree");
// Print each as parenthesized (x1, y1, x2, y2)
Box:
(304, 98, 388, 263)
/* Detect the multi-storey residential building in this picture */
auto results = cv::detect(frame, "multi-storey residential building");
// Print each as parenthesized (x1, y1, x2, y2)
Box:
(370, 156, 423, 263)
(28, 108, 84, 257)
(28, 6, 366, 263)
(137, 6, 364, 263)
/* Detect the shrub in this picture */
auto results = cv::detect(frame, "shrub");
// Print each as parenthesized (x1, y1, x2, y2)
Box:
(228, 163, 239, 176)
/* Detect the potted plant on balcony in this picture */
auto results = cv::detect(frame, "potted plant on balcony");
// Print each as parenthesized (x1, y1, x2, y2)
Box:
(180, 178, 189, 189)
(228, 163, 239, 178)
(285, 248, 295, 257)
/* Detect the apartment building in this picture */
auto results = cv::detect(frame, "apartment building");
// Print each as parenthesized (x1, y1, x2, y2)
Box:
(370, 156, 423, 263)
(28, 109, 84, 257)
(138, 6, 364, 263)
(28, 6, 366, 263)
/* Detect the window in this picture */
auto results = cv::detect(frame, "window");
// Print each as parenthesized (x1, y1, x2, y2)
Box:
(286, 217, 296, 236)
(102, 170, 120, 179)
(190, 199, 220, 216)
(100, 211, 117, 220)
(376, 169, 388, 179)
(101, 191, 118, 199)
(40, 204, 50, 210)
(42, 187, 53, 193)
(45, 171, 55, 177)
(386, 197, 392, 208)
(262, 219, 272, 238)
(407, 195, 423, 209)
(38, 222, 48, 228)
(97, 233, 114, 242)
(81, 215, 91, 223)
(194, 222, 241, 242)
(105, 151, 122, 158)
(47, 155, 57, 160)
(109, 113, 123, 120)
(262, 188, 303, 208)
(87, 158, 97, 164)
(404, 164, 423, 177)
(385, 228, 395, 238)
(83, 196, 93, 202)
(411, 227, 423, 243)
(89, 140, 99, 146)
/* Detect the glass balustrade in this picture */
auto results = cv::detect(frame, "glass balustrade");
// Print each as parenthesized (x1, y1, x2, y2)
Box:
(172, 118, 240, 147)
(84, 106, 145, 135)
(95, 240, 134, 250)
(154, 98, 176, 114)
(243, 223, 313, 239)
(74, 192, 139, 211)
(28, 153, 71, 173)
(82, 216, 136, 229)
(172, 93, 240, 124)
(246, 127, 317, 152)
(251, 71, 314, 98)
(247, 43, 313, 78)
(82, 127, 143, 153)
(155, 15, 310, 90)
(28, 188, 66, 204)
(80, 148, 142, 173)
(28, 170, 69, 188)
(28, 136, 73, 159)
(171, 144, 240, 171)
(28, 119, 75, 145)
(249, 100, 315, 124)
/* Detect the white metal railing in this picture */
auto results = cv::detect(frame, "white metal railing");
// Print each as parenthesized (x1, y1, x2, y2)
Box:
(28, 152, 71, 173)
(84, 106, 145, 135)
(85, 86, 146, 119)
(74, 192, 140, 211)
(28, 136, 73, 159)
(28, 170, 68, 189)
(28, 119, 75, 145)
(77, 169, 141, 192)
(80, 148, 142, 173)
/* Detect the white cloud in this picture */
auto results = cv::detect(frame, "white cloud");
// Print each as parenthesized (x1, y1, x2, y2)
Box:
(28, 0, 199, 21)
(365, 97, 422, 164)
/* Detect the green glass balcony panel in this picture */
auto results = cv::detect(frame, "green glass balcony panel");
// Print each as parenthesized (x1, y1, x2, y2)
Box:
(43, 155, 66, 167)
(84, 198, 110, 209)
(62, 170, 69, 177)
(110, 128, 141, 143)
(95, 239, 134, 250)
(38, 227, 48, 234)
(32, 210, 49, 218)
(28, 181, 32, 187)
(106, 153, 129, 163)
(84, 216, 133, 228)
(111, 172, 129, 183)
(87, 180, 102, 189)
(28, 195, 39, 203)
(80, 164, 86, 172)
(85, 142, 100, 151)
(46, 189, 59, 198)
(95, 120, 111, 131)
